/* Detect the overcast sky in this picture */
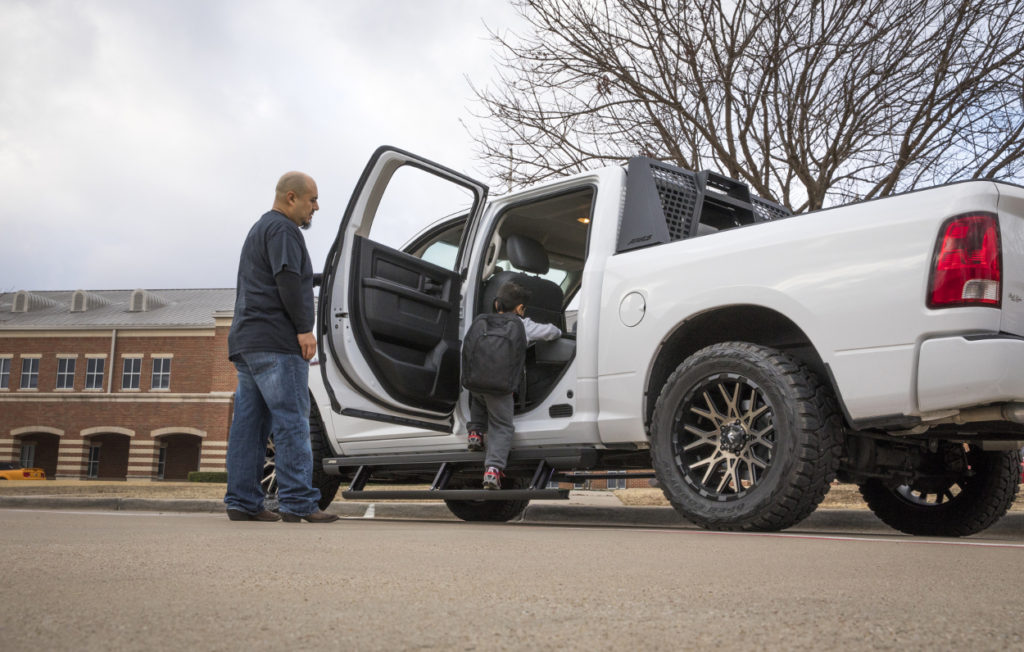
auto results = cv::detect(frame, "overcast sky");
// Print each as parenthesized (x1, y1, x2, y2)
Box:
(0, 0, 523, 292)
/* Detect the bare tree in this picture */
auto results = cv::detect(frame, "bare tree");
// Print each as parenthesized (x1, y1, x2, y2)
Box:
(472, 0, 1024, 211)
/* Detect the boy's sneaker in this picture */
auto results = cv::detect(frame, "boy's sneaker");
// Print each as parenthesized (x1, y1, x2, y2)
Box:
(482, 466, 503, 490)
(467, 430, 484, 451)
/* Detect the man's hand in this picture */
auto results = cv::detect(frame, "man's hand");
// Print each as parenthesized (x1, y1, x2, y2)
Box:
(297, 331, 316, 361)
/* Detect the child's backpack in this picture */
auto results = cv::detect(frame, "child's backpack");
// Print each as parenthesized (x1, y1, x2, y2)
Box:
(461, 312, 528, 395)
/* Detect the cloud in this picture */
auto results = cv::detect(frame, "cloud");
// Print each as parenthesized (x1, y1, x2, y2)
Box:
(0, 0, 521, 291)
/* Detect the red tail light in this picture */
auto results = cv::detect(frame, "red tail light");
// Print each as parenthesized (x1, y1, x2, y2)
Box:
(927, 212, 1001, 308)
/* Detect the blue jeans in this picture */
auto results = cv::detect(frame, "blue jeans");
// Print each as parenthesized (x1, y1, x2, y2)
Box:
(224, 352, 321, 516)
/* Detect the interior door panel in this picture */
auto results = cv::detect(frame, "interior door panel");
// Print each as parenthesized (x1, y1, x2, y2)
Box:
(319, 146, 487, 429)
(349, 235, 462, 412)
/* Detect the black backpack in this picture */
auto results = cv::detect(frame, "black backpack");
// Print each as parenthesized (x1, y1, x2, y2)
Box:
(461, 312, 528, 395)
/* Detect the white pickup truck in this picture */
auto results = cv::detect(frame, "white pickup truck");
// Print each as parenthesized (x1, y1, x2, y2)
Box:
(290, 146, 1023, 536)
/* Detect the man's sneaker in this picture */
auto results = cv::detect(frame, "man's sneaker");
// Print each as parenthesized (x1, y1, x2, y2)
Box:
(467, 430, 485, 451)
(482, 466, 503, 490)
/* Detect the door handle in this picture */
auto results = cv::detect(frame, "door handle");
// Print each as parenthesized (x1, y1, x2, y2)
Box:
(422, 279, 443, 296)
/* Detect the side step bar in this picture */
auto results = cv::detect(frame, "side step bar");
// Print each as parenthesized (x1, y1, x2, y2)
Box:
(340, 489, 569, 501)
(341, 460, 570, 502)
(323, 446, 600, 475)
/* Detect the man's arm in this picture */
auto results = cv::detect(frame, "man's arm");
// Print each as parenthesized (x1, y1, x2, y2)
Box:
(275, 270, 316, 360)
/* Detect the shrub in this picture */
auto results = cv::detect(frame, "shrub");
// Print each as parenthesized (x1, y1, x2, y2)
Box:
(188, 471, 228, 483)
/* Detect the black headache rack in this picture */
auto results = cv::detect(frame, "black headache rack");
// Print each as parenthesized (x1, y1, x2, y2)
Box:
(617, 157, 792, 254)
(324, 446, 655, 501)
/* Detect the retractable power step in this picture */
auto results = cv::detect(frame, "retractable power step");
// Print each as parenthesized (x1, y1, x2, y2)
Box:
(341, 460, 570, 502)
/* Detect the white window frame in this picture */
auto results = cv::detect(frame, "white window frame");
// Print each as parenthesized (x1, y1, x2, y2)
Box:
(20, 442, 36, 468)
(20, 356, 40, 390)
(607, 471, 627, 490)
(151, 356, 172, 391)
(56, 356, 77, 390)
(87, 444, 101, 478)
(0, 356, 11, 390)
(121, 356, 142, 390)
(157, 444, 167, 480)
(85, 356, 106, 391)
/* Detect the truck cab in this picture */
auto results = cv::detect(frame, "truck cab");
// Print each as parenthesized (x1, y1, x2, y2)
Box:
(318, 147, 601, 454)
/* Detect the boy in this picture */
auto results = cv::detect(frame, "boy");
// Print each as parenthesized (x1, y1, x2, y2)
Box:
(465, 281, 562, 489)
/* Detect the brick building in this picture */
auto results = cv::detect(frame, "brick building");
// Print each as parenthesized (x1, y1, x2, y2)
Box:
(0, 289, 236, 480)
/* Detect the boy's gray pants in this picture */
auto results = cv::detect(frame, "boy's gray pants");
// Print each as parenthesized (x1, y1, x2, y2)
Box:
(469, 392, 515, 470)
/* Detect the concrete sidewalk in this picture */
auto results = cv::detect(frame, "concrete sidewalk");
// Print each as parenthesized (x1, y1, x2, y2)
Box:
(2, 491, 1022, 537)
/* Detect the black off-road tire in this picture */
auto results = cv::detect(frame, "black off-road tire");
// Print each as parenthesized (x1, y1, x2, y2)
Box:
(445, 477, 529, 522)
(309, 401, 341, 511)
(858, 446, 1020, 537)
(650, 342, 843, 531)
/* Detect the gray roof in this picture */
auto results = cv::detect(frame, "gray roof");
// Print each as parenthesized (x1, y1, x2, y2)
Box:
(0, 289, 236, 330)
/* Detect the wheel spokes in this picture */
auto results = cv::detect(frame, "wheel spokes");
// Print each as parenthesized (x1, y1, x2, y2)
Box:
(675, 375, 775, 499)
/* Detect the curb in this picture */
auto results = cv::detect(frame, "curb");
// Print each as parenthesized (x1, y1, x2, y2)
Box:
(2, 495, 1022, 535)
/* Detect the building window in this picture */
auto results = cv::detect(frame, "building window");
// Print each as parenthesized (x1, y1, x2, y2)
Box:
(56, 358, 76, 389)
(157, 445, 167, 480)
(122, 357, 141, 390)
(20, 443, 36, 468)
(20, 358, 39, 389)
(0, 358, 10, 389)
(87, 445, 101, 478)
(607, 471, 627, 490)
(151, 357, 172, 390)
(85, 358, 105, 390)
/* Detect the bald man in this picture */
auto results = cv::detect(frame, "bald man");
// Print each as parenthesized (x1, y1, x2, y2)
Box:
(223, 171, 338, 524)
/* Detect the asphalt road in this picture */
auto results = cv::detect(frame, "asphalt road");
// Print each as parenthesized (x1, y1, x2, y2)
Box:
(2, 508, 1022, 651)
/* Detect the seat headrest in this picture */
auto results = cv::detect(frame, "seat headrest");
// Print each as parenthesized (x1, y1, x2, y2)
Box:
(506, 234, 549, 275)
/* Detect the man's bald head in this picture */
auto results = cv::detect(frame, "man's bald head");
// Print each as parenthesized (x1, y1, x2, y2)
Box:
(275, 171, 314, 200)
(272, 171, 319, 230)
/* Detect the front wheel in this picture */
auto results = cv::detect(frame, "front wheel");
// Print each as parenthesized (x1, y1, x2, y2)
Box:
(859, 445, 1020, 537)
(649, 342, 843, 531)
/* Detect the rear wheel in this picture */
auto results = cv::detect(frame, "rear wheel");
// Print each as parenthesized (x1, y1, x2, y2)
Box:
(859, 444, 1020, 537)
(650, 342, 843, 531)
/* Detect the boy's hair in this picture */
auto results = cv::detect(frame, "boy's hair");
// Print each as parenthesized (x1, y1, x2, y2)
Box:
(493, 281, 531, 313)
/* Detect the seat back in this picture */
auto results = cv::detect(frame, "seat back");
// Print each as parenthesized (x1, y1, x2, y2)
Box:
(480, 235, 564, 328)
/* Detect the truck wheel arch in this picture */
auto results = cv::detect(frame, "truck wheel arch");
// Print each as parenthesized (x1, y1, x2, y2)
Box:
(644, 305, 837, 434)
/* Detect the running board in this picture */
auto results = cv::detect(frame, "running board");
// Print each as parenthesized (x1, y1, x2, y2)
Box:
(323, 446, 601, 475)
(341, 488, 569, 501)
(342, 460, 567, 502)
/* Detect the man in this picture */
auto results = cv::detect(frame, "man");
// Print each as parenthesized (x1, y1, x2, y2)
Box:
(223, 171, 338, 523)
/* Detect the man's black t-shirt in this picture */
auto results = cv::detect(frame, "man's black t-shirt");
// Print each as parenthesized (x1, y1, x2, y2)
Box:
(228, 210, 314, 360)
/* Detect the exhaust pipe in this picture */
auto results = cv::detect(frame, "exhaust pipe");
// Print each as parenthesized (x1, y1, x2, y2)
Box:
(1000, 402, 1024, 423)
(920, 401, 1024, 426)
